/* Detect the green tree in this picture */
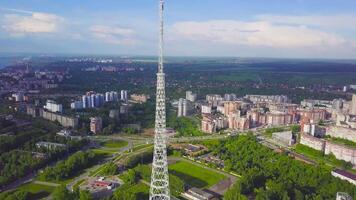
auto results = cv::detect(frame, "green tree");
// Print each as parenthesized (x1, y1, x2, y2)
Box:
(122, 169, 138, 185)
(52, 185, 73, 200)
(79, 190, 94, 200)
(101, 162, 118, 175)
(114, 185, 136, 200)
(224, 182, 247, 200)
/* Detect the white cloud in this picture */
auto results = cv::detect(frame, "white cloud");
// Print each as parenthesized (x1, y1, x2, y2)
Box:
(170, 20, 349, 48)
(256, 14, 356, 29)
(2, 11, 63, 35)
(90, 25, 137, 45)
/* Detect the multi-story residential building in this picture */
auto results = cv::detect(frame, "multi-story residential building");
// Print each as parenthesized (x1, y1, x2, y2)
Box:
(71, 100, 83, 110)
(44, 100, 63, 113)
(245, 95, 289, 104)
(40, 109, 79, 128)
(121, 90, 128, 102)
(90, 117, 103, 134)
(297, 108, 326, 123)
(224, 93, 237, 101)
(105, 91, 119, 102)
(186, 91, 197, 102)
(351, 94, 356, 115)
(206, 94, 223, 107)
(228, 113, 249, 131)
(201, 104, 213, 114)
(266, 111, 293, 126)
(201, 114, 217, 134)
(178, 98, 192, 117)
(224, 101, 241, 117)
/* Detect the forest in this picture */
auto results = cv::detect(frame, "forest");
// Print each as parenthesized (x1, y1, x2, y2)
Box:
(39, 151, 97, 182)
(211, 135, 356, 200)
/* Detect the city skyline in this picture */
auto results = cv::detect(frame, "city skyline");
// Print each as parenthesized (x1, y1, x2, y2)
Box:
(1, 0, 356, 59)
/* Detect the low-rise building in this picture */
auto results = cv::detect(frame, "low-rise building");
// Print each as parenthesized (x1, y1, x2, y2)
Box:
(130, 94, 149, 103)
(326, 126, 356, 142)
(332, 169, 356, 186)
(56, 129, 72, 137)
(182, 187, 216, 200)
(36, 142, 66, 150)
(300, 133, 356, 165)
(300, 133, 325, 152)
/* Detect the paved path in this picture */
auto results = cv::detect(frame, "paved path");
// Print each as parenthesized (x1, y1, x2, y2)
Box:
(33, 181, 60, 187)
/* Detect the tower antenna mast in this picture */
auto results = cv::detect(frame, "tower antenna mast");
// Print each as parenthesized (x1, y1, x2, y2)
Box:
(149, 0, 170, 199)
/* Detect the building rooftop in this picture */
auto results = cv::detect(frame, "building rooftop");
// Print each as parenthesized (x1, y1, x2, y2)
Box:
(333, 169, 356, 181)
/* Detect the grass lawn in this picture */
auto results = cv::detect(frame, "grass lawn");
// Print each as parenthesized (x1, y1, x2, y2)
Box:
(168, 161, 226, 188)
(14, 182, 56, 200)
(102, 140, 128, 148)
(92, 148, 118, 156)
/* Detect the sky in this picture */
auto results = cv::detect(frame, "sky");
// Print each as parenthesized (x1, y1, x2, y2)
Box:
(0, 0, 356, 59)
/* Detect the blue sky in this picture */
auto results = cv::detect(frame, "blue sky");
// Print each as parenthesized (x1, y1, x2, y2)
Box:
(0, 0, 356, 58)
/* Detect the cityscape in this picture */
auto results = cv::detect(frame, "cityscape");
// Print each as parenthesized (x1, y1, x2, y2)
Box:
(1, 0, 356, 200)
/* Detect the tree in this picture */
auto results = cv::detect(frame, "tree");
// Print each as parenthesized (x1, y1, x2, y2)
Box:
(114, 185, 136, 200)
(224, 182, 247, 200)
(79, 190, 94, 200)
(3, 190, 28, 200)
(101, 162, 118, 175)
(52, 185, 73, 200)
(122, 169, 138, 185)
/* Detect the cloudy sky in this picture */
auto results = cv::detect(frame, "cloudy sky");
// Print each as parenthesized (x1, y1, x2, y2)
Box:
(0, 0, 356, 59)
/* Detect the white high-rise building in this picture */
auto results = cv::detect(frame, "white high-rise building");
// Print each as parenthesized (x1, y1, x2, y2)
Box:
(71, 101, 83, 110)
(82, 95, 89, 108)
(351, 94, 356, 115)
(105, 92, 111, 102)
(186, 91, 197, 102)
(121, 90, 128, 102)
(178, 98, 184, 117)
(44, 100, 63, 113)
(105, 91, 119, 102)
(178, 98, 192, 117)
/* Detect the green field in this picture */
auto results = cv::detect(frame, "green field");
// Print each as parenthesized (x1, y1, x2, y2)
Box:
(13, 182, 56, 200)
(102, 140, 128, 148)
(168, 161, 226, 188)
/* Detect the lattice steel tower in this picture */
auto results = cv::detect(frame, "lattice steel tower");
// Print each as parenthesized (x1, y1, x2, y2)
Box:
(149, 0, 170, 200)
